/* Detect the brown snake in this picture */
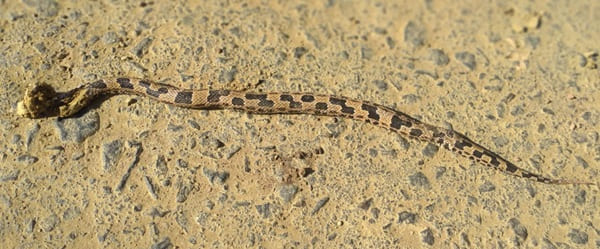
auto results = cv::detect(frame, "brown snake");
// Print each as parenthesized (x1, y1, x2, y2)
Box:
(17, 77, 594, 185)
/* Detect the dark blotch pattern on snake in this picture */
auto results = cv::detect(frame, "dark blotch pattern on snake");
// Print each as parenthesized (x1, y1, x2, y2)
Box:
(16, 78, 594, 185)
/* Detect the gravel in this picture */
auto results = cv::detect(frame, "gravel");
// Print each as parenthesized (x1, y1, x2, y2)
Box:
(54, 111, 100, 143)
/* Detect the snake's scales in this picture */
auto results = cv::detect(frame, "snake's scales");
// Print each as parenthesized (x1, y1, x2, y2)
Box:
(17, 77, 593, 185)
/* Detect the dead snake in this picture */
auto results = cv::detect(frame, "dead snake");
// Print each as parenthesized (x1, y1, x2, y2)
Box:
(16, 77, 594, 185)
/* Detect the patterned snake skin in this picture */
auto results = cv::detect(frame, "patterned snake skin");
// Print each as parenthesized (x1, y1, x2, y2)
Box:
(17, 78, 593, 185)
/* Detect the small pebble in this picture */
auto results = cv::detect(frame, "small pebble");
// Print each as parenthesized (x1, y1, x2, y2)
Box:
(408, 172, 430, 188)
(155, 155, 168, 174)
(279, 184, 298, 203)
(54, 111, 100, 143)
(402, 94, 420, 104)
(218, 66, 237, 83)
(196, 212, 209, 226)
(478, 181, 496, 193)
(358, 198, 373, 210)
(102, 140, 122, 171)
(205, 200, 215, 210)
(435, 167, 446, 179)
(429, 49, 449, 66)
(167, 123, 184, 132)
(311, 197, 330, 215)
(202, 167, 229, 185)
(420, 228, 434, 245)
(361, 46, 373, 60)
(102, 31, 118, 44)
(404, 21, 425, 47)
(575, 156, 589, 169)
(0, 170, 19, 182)
(62, 207, 81, 220)
(34, 42, 46, 53)
(41, 213, 59, 232)
(25, 123, 40, 147)
(175, 210, 188, 232)
(491, 136, 509, 148)
(508, 218, 528, 241)
(373, 80, 388, 91)
(422, 143, 439, 158)
(176, 159, 188, 168)
(187, 120, 201, 130)
(148, 207, 169, 218)
(574, 190, 586, 204)
(25, 218, 35, 233)
(455, 52, 476, 70)
(398, 211, 416, 224)
(370, 208, 380, 219)
(568, 229, 588, 244)
(17, 154, 38, 164)
(176, 184, 192, 203)
(525, 35, 540, 49)
(294, 47, 308, 58)
(144, 176, 158, 199)
(510, 105, 525, 116)
(151, 237, 172, 249)
(461, 232, 471, 246)
(22, 0, 59, 17)
(256, 203, 271, 218)
(131, 37, 153, 58)
(386, 37, 395, 49)
(97, 230, 108, 242)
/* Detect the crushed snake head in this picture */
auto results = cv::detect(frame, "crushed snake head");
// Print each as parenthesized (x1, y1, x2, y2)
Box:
(17, 82, 61, 118)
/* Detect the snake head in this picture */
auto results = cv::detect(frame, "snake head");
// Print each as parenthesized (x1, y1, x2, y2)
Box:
(17, 82, 95, 118)
(17, 83, 62, 118)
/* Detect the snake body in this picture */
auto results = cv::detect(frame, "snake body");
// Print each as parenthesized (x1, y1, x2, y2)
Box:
(17, 77, 592, 185)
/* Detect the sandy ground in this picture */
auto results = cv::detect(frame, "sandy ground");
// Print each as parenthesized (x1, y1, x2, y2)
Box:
(1, 0, 599, 248)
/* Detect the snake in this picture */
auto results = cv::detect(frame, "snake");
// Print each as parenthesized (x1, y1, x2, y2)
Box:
(16, 77, 594, 185)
